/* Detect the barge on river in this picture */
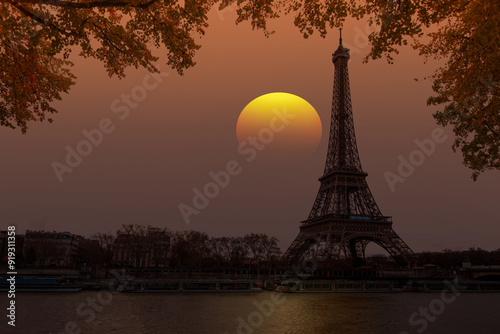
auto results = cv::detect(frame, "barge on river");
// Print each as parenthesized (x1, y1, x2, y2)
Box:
(275, 279, 500, 293)
(116, 279, 262, 293)
(0, 276, 82, 292)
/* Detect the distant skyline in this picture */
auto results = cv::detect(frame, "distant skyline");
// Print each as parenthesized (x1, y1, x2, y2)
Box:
(1, 9, 499, 254)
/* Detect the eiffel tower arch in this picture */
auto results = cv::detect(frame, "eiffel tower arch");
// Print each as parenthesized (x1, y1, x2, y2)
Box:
(283, 30, 414, 265)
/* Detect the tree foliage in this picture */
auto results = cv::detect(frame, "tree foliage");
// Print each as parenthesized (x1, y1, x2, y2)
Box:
(243, 232, 281, 261)
(114, 224, 170, 267)
(170, 230, 211, 267)
(169, 232, 281, 268)
(91, 231, 115, 275)
(1, 0, 212, 132)
(1, 0, 498, 177)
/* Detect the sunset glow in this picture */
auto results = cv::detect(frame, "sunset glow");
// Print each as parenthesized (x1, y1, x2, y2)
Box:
(236, 92, 322, 154)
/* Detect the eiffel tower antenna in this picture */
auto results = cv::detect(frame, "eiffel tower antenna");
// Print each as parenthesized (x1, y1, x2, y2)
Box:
(283, 37, 413, 265)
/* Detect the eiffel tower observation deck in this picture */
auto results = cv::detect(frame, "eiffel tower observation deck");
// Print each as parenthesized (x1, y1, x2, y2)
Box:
(283, 29, 414, 264)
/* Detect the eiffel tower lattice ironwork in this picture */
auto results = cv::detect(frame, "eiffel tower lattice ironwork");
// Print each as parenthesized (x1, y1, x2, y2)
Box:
(283, 29, 413, 264)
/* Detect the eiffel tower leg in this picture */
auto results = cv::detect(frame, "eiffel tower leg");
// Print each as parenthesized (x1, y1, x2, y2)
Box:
(283, 233, 307, 263)
(354, 240, 370, 258)
(349, 239, 359, 259)
(365, 230, 414, 264)
(327, 234, 342, 260)
(342, 242, 352, 259)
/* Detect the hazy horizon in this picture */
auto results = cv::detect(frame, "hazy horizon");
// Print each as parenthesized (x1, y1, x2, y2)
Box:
(1, 9, 499, 254)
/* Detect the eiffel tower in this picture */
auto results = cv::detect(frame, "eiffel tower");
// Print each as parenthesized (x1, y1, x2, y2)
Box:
(283, 30, 413, 264)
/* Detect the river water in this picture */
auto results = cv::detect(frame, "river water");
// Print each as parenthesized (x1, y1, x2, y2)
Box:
(2, 291, 499, 334)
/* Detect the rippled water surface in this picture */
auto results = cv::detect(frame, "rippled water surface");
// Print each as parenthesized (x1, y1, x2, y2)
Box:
(2, 291, 500, 334)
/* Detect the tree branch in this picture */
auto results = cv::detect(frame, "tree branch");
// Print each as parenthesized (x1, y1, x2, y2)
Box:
(6, 0, 160, 9)
(10, 3, 75, 36)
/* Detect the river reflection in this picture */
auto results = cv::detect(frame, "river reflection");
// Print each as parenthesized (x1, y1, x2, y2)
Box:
(3, 291, 499, 334)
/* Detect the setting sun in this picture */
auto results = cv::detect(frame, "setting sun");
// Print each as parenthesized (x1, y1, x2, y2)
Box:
(236, 92, 322, 154)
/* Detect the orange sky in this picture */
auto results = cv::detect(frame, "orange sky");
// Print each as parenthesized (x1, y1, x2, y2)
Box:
(1, 9, 499, 253)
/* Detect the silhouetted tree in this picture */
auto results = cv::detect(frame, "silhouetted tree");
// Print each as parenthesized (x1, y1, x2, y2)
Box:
(262, 236, 281, 263)
(91, 232, 115, 277)
(244, 233, 266, 260)
(170, 230, 210, 268)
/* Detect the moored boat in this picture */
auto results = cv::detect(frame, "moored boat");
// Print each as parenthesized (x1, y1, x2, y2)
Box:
(274, 279, 402, 293)
(116, 279, 262, 293)
(0, 276, 82, 292)
(402, 280, 500, 292)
